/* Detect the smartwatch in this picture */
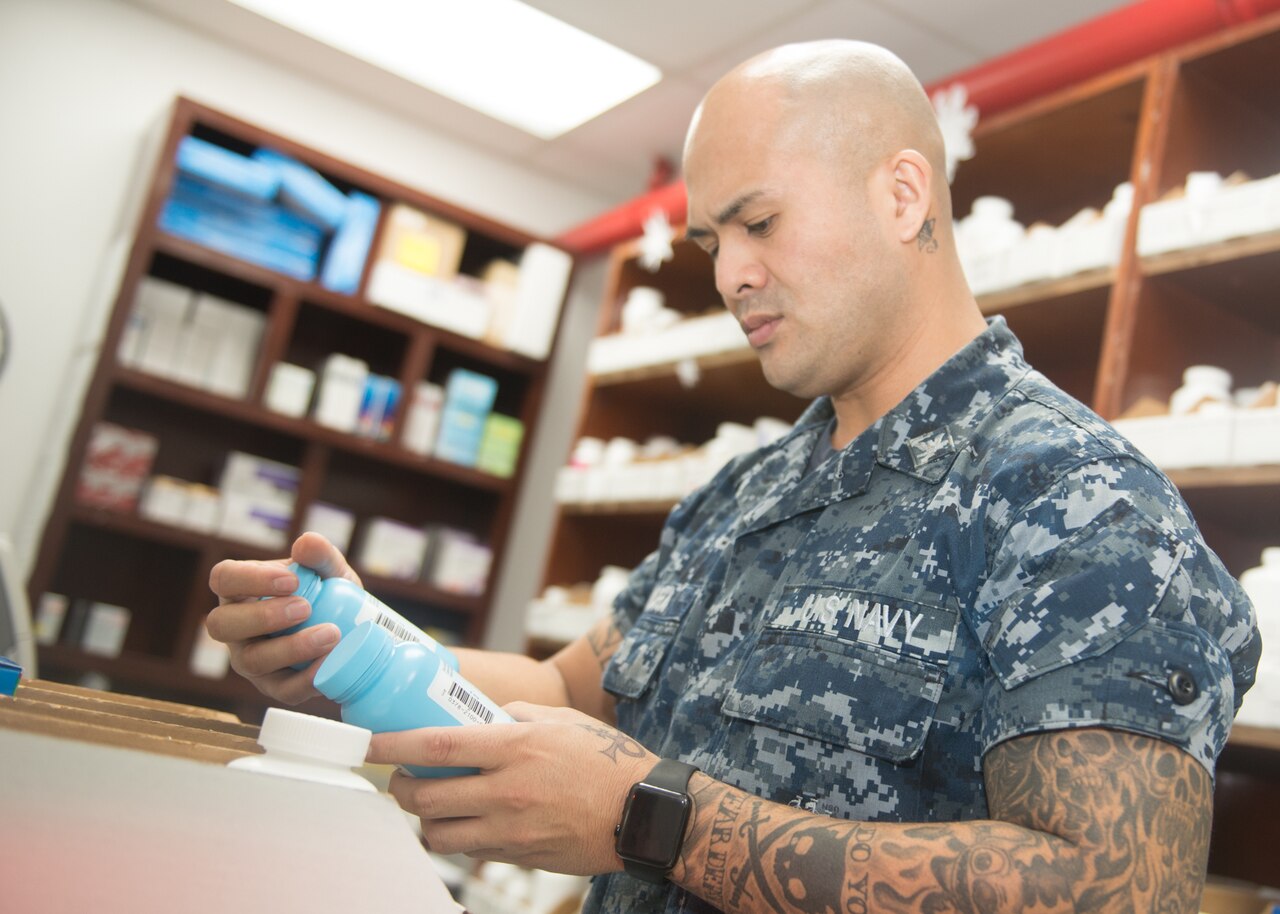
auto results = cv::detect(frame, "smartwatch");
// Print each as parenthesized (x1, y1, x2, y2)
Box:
(614, 758, 699, 883)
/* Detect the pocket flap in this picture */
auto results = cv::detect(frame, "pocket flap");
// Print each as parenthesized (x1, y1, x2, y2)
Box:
(722, 634, 945, 763)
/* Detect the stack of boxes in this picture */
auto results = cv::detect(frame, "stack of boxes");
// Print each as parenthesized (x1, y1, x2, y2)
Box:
(433, 368, 524, 478)
(159, 136, 381, 289)
(118, 276, 265, 400)
(73, 425, 493, 596)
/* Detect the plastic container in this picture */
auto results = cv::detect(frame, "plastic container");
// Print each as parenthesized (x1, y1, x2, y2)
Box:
(228, 707, 376, 792)
(1170, 365, 1233, 415)
(273, 562, 459, 672)
(313, 620, 513, 778)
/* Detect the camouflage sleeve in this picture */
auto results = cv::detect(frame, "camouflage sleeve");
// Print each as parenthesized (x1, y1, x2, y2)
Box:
(974, 457, 1256, 775)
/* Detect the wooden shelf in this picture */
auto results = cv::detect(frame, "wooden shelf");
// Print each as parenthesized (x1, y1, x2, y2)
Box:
(976, 266, 1115, 315)
(591, 344, 757, 387)
(1167, 465, 1280, 490)
(29, 95, 565, 714)
(113, 367, 514, 495)
(1140, 228, 1280, 279)
(559, 498, 678, 516)
(1227, 724, 1280, 752)
(154, 232, 545, 375)
(66, 505, 485, 616)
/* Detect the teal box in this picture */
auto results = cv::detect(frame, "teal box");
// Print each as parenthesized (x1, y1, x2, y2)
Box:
(433, 369, 498, 467)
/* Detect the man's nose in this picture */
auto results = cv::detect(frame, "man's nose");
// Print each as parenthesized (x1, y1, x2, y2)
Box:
(715, 242, 767, 303)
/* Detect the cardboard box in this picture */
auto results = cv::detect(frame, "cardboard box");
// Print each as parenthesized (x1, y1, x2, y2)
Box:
(76, 423, 159, 512)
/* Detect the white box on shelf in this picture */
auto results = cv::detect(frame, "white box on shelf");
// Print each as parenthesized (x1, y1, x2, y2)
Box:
(587, 311, 744, 376)
(303, 501, 357, 554)
(81, 602, 131, 657)
(1199, 173, 1280, 245)
(1115, 413, 1233, 469)
(402, 381, 445, 456)
(33, 593, 69, 646)
(219, 451, 300, 502)
(216, 491, 292, 549)
(1137, 196, 1195, 257)
(199, 296, 265, 399)
(122, 277, 194, 372)
(265, 363, 316, 418)
(313, 353, 369, 433)
(504, 242, 573, 360)
(184, 484, 221, 534)
(356, 518, 431, 581)
(1232, 407, 1280, 467)
(1003, 224, 1059, 288)
(428, 530, 492, 596)
(368, 262, 492, 339)
(139, 475, 191, 527)
(134, 284, 192, 379)
(1057, 213, 1126, 277)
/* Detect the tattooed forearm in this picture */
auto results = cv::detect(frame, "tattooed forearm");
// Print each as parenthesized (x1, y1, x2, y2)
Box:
(674, 729, 1213, 914)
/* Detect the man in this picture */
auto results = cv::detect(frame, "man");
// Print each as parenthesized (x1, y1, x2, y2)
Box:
(209, 40, 1259, 913)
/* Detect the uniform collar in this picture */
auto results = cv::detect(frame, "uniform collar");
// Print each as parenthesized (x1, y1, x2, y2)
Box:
(875, 316, 1030, 482)
(736, 318, 1028, 537)
(781, 317, 1029, 481)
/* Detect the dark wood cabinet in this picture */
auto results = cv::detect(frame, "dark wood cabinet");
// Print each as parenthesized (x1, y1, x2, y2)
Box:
(27, 97, 568, 722)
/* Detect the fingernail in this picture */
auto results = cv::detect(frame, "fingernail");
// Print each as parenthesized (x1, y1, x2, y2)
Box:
(273, 575, 297, 595)
(311, 626, 340, 649)
(284, 599, 309, 623)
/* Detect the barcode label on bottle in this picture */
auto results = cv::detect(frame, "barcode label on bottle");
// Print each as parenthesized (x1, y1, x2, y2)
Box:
(355, 594, 437, 648)
(373, 609, 419, 644)
(426, 667, 511, 726)
(447, 681, 494, 724)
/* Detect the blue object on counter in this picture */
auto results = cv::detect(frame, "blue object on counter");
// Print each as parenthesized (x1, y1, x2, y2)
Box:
(0, 656, 22, 696)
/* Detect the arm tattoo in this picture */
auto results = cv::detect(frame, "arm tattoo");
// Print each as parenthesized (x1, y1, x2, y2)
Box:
(587, 619, 623, 669)
(916, 218, 939, 253)
(576, 721, 648, 763)
(675, 729, 1213, 913)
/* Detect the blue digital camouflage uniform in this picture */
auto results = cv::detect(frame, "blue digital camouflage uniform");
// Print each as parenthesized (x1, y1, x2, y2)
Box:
(583, 317, 1261, 914)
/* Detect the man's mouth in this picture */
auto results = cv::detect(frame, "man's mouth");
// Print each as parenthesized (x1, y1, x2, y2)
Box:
(740, 313, 782, 348)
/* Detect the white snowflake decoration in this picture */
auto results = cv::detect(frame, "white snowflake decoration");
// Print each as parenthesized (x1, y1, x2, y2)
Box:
(638, 207, 675, 272)
(931, 83, 978, 182)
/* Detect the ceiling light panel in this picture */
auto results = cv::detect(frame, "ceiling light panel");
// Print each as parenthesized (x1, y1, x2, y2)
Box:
(228, 0, 662, 139)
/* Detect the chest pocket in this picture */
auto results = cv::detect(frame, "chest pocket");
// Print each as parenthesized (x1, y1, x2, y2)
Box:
(604, 583, 700, 700)
(722, 587, 957, 763)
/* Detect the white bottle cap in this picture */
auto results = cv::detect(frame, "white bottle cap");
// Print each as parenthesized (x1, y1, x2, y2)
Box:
(257, 707, 372, 769)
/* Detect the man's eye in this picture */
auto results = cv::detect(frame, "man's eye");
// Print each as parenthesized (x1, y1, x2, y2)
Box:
(746, 217, 774, 235)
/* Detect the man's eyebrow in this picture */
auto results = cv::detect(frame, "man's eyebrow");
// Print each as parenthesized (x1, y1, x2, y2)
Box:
(685, 190, 765, 243)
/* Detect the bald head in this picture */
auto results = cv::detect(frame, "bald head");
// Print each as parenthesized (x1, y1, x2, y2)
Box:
(685, 40, 947, 203)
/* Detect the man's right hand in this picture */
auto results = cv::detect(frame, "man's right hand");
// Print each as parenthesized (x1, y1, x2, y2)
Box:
(206, 531, 360, 705)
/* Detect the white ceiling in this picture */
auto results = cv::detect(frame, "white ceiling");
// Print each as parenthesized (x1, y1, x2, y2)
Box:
(125, 0, 1135, 206)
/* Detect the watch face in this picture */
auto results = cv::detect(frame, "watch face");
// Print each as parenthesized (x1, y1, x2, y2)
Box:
(616, 785, 692, 867)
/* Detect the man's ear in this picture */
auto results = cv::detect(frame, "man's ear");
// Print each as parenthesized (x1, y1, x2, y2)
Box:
(890, 149, 933, 245)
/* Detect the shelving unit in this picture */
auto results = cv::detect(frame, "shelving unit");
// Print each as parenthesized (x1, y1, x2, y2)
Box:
(27, 97, 568, 722)
(538, 13, 1280, 889)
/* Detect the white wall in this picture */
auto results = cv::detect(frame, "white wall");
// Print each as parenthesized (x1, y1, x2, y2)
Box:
(0, 0, 610, 642)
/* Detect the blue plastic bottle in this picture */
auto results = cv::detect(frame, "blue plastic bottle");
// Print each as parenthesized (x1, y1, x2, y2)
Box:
(273, 563, 459, 672)
(313, 620, 513, 778)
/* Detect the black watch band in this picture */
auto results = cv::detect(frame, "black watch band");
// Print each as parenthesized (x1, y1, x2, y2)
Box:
(614, 758, 699, 883)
